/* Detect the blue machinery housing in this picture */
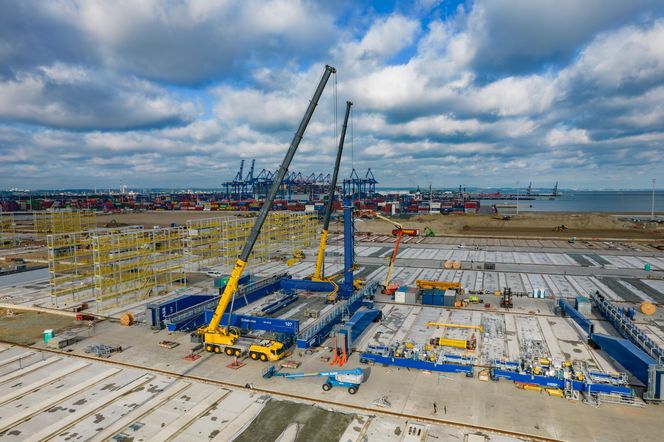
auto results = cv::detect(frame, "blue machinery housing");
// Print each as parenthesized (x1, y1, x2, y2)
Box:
(296, 282, 378, 348)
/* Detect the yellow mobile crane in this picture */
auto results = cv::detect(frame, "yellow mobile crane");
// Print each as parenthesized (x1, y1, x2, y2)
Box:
(312, 101, 352, 303)
(197, 65, 336, 361)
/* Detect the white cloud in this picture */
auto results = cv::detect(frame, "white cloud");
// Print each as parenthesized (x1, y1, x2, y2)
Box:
(0, 64, 195, 130)
(546, 128, 591, 146)
(1, 2, 664, 189)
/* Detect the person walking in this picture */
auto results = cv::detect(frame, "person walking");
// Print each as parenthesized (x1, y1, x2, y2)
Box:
(444, 405, 447, 415)
(433, 402, 437, 414)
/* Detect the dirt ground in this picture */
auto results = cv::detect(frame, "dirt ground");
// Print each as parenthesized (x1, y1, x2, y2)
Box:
(0, 309, 79, 345)
(351, 212, 664, 240)
(96, 210, 664, 240)
(234, 399, 355, 442)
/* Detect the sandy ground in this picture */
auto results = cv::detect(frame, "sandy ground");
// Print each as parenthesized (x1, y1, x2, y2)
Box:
(97, 210, 663, 240)
(0, 310, 79, 345)
(353, 212, 664, 239)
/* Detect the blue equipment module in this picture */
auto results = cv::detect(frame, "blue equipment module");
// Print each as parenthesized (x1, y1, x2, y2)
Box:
(164, 274, 287, 331)
(296, 282, 377, 348)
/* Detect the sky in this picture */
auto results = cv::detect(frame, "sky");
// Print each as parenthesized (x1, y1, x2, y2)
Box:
(1, 0, 664, 190)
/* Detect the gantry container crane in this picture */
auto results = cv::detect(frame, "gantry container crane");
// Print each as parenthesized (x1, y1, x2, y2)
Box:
(196, 65, 337, 361)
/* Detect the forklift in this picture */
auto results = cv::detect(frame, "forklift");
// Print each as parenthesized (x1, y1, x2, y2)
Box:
(500, 287, 513, 308)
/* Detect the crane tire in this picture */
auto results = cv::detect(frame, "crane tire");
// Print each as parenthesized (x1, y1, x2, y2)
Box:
(322, 383, 332, 391)
(348, 386, 358, 395)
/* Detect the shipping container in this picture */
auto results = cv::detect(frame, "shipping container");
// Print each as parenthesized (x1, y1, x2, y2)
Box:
(146, 294, 216, 329)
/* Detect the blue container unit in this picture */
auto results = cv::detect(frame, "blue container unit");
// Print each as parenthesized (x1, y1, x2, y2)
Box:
(146, 294, 216, 329)
(421, 289, 445, 306)
(203, 311, 299, 335)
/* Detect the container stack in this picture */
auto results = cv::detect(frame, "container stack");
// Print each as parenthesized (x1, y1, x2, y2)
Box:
(395, 286, 417, 304)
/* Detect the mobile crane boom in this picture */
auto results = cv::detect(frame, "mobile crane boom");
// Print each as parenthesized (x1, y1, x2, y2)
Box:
(362, 211, 407, 291)
(313, 100, 353, 281)
(201, 65, 336, 350)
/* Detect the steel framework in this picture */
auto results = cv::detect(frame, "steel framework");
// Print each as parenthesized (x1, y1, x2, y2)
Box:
(185, 212, 318, 270)
(1, 210, 95, 246)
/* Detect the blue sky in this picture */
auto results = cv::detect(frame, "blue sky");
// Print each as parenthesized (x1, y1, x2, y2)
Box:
(1, 0, 663, 190)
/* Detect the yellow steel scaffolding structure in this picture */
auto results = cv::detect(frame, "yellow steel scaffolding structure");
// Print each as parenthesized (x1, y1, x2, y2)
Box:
(48, 212, 316, 311)
(47, 226, 145, 309)
(1, 210, 95, 246)
(184, 216, 230, 269)
(34, 210, 96, 234)
(0, 213, 16, 248)
(185, 212, 318, 270)
(92, 227, 185, 312)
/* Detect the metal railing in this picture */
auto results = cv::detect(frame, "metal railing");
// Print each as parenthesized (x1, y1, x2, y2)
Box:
(592, 293, 664, 363)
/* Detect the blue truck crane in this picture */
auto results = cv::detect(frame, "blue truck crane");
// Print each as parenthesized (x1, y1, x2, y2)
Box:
(263, 365, 365, 394)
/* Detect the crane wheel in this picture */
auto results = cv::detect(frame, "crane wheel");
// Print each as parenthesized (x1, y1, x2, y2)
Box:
(348, 386, 358, 395)
(225, 347, 233, 356)
(234, 349, 241, 357)
(214, 346, 221, 353)
(322, 383, 332, 391)
(250, 352, 258, 360)
(205, 345, 213, 352)
(260, 353, 267, 362)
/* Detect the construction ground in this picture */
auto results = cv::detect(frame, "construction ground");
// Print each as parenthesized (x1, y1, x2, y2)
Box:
(0, 223, 663, 441)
